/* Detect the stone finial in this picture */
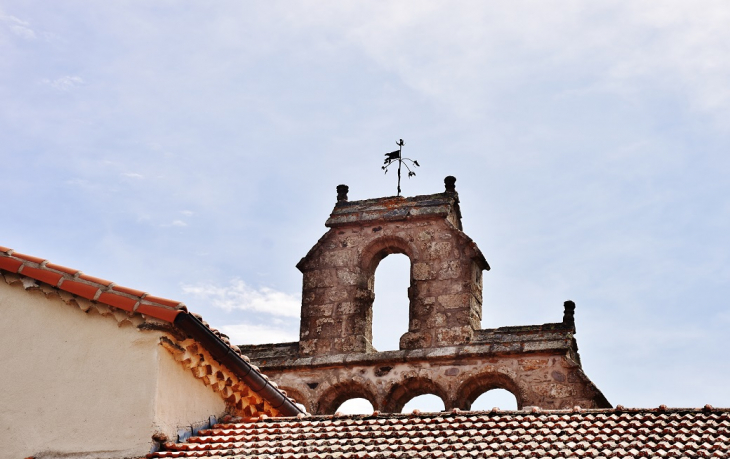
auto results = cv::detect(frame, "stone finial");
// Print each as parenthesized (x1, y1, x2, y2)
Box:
(336, 184, 349, 202)
(563, 300, 576, 327)
(444, 176, 457, 192)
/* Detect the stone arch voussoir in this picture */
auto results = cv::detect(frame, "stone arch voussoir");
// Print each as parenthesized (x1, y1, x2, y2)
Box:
(315, 380, 379, 415)
(384, 376, 449, 413)
(456, 371, 525, 410)
(359, 235, 420, 275)
(277, 386, 312, 414)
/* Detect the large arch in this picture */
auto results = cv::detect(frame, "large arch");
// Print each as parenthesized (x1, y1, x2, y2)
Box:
(383, 376, 450, 413)
(359, 235, 417, 352)
(359, 235, 420, 275)
(315, 380, 379, 415)
(456, 371, 525, 410)
(277, 386, 311, 414)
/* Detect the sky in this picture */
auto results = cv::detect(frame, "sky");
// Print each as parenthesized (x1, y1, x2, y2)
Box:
(1, 1, 729, 413)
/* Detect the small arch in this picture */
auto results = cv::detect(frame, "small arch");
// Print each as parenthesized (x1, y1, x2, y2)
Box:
(315, 381, 379, 415)
(471, 388, 518, 411)
(278, 386, 311, 413)
(457, 372, 524, 410)
(335, 398, 375, 415)
(384, 377, 450, 413)
(402, 393, 445, 413)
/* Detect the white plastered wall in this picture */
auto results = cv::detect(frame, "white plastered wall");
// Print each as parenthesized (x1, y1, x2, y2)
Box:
(0, 277, 225, 459)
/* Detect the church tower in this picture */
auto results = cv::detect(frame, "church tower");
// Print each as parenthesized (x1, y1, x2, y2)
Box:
(239, 178, 610, 414)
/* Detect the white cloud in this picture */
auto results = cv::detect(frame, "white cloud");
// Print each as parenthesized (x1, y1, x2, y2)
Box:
(121, 172, 144, 179)
(180, 210, 194, 216)
(42, 75, 84, 91)
(182, 279, 301, 317)
(218, 322, 298, 345)
(1, 13, 36, 39)
(171, 220, 187, 227)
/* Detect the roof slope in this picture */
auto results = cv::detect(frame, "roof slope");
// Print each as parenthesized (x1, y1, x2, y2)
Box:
(148, 407, 729, 458)
(0, 245, 304, 417)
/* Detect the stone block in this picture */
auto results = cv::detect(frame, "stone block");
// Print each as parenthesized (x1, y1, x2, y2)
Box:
(519, 358, 549, 372)
(492, 342, 521, 353)
(523, 340, 568, 352)
(417, 230, 434, 242)
(400, 331, 432, 349)
(428, 242, 453, 260)
(333, 335, 370, 353)
(343, 315, 368, 335)
(413, 262, 432, 281)
(299, 339, 317, 356)
(438, 293, 470, 310)
(326, 289, 348, 303)
(336, 269, 359, 286)
(314, 317, 338, 338)
(302, 303, 333, 318)
(438, 261, 460, 280)
(426, 312, 447, 329)
(336, 302, 357, 315)
(534, 383, 575, 399)
(303, 270, 335, 289)
(322, 250, 355, 268)
(435, 326, 473, 346)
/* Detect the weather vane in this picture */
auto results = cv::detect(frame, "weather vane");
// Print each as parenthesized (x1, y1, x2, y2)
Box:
(382, 139, 420, 196)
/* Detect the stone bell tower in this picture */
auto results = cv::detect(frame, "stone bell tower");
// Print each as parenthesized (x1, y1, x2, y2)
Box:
(296, 176, 488, 356)
(239, 178, 610, 414)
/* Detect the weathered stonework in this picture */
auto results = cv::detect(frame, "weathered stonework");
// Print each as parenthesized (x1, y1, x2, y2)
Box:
(296, 178, 489, 356)
(240, 178, 610, 413)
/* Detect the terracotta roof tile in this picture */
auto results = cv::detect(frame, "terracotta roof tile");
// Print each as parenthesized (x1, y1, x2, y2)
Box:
(0, 247, 183, 323)
(136, 302, 181, 322)
(78, 273, 114, 286)
(97, 291, 139, 312)
(0, 256, 23, 273)
(58, 279, 100, 300)
(45, 262, 81, 275)
(111, 284, 148, 297)
(19, 265, 63, 287)
(11, 252, 45, 264)
(147, 408, 730, 458)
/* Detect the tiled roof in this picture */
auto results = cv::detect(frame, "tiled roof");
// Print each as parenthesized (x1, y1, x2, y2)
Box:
(0, 245, 305, 417)
(147, 406, 730, 458)
(0, 246, 184, 323)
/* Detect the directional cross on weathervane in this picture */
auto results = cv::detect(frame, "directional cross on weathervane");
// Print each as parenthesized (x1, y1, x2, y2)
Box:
(382, 139, 420, 197)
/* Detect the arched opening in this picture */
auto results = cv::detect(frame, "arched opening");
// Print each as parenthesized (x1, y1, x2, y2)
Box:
(371, 253, 411, 351)
(470, 388, 518, 411)
(384, 377, 448, 413)
(401, 394, 445, 413)
(457, 372, 524, 411)
(335, 398, 375, 415)
(315, 381, 378, 415)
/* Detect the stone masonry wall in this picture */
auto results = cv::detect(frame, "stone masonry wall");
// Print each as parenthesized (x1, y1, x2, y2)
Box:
(296, 183, 489, 357)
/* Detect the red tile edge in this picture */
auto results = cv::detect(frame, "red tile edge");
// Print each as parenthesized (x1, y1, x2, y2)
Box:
(0, 246, 12, 253)
(97, 292, 138, 312)
(59, 279, 100, 300)
(19, 266, 63, 287)
(11, 252, 45, 264)
(0, 256, 23, 273)
(78, 273, 114, 286)
(111, 284, 148, 297)
(136, 302, 181, 322)
(143, 295, 183, 308)
(45, 262, 81, 276)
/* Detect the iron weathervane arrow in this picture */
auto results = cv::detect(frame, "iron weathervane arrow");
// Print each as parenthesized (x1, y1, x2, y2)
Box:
(382, 139, 420, 196)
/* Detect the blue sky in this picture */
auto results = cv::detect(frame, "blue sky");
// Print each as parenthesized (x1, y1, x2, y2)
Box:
(2, 2, 729, 412)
